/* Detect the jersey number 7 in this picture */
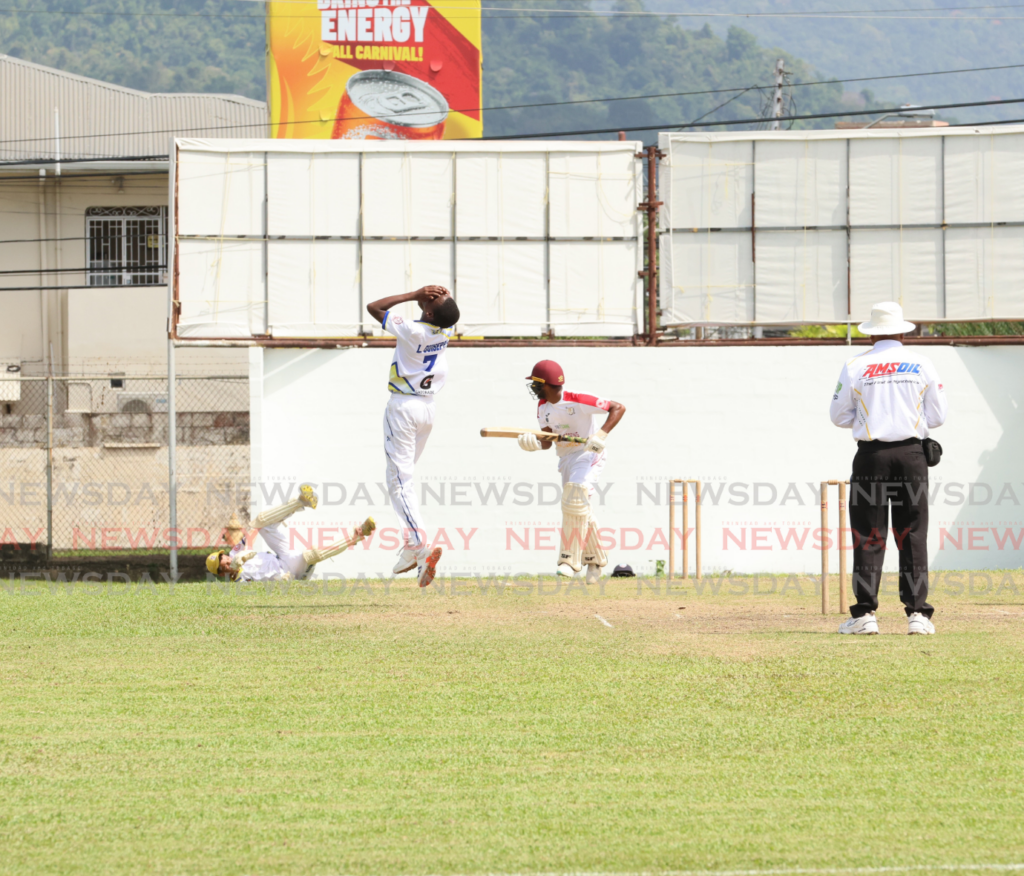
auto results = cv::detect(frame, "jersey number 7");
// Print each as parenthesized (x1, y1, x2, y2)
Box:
(420, 354, 437, 390)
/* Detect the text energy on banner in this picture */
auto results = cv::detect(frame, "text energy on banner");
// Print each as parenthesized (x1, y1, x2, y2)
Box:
(267, 0, 482, 140)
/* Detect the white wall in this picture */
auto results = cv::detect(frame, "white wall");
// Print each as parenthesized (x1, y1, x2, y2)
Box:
(68, 286, 167, 362)
(253, 344, 1024, 577)
(0, 173, 167, 372)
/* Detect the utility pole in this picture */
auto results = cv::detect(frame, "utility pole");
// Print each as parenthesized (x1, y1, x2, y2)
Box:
(770, 59, 785, 130)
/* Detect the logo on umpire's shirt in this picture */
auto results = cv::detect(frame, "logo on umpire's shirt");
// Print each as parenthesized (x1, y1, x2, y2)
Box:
(565, 407, 575, 415)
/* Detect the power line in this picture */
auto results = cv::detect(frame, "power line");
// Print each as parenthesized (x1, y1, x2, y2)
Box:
(478, 94, 1024, 139)
(0, 155, 167, 166)
(2, 61, 1024, 154)
(0, 235, 154, 245)
(8, 2, 1024, 17)
(236, 0, 1024, 5)
(0, 266, 167, 276)
(3, 94, 1023, 170)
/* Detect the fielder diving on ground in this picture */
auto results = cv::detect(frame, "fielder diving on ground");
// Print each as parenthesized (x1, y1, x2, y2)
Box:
(205, 484, 375, 582)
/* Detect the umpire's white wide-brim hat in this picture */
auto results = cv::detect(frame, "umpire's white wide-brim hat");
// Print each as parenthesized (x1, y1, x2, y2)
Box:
(858, 301, 916, 335)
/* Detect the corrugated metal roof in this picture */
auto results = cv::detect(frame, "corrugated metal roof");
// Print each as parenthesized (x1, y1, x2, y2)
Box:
(0, 54, 268, 162)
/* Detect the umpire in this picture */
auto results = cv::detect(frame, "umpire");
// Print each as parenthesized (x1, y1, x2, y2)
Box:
(829, 302, 948, 635)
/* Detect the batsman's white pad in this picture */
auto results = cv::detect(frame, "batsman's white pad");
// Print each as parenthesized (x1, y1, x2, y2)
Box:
(582, 518, 608, 568)
(252, 483, 317, 529)
(559, 482, 590, 572)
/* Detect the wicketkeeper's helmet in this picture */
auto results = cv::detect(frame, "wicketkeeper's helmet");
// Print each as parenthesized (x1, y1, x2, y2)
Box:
(206, 550, 226, 575)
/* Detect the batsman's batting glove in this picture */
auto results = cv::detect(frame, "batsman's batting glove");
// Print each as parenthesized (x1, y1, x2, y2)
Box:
(518, 433, 542, 452)
(584, 429, 608, 454)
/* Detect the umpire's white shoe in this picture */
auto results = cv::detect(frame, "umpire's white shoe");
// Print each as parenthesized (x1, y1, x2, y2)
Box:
(838, 613, 879, 635)
(393, 546, 419, 575)
(907, 612, 935, 635)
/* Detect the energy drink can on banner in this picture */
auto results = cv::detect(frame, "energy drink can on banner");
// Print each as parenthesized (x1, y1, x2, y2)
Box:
(332, 70, 449, 140)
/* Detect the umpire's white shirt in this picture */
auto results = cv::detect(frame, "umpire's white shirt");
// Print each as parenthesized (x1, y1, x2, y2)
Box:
(830, 339, 947, 442)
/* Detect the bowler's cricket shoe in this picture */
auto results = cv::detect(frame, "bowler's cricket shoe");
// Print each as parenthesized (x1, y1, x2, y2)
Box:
(838, 613, 879, 635)
(393, 546, 419, 575)
(907, 612, 935, 635)
(298, 483, 318, 510)
(418, 548, 442, 588)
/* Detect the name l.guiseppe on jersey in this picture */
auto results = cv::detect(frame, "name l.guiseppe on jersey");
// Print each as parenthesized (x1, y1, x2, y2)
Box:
(382, 313, 454, 396)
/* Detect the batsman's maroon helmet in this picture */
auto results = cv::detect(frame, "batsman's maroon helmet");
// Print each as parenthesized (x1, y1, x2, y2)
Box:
(526, 360, 564, 385)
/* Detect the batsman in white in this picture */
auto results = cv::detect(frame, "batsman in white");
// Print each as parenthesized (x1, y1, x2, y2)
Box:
(205, 484, 375, 582)
(367, 285, 460, 588)
(518, 360, 626, 584)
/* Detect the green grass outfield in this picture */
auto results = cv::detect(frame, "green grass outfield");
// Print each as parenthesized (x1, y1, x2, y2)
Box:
(2, 571, 1024, 876)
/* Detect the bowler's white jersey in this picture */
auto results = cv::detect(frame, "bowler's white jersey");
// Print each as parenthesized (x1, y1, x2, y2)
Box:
(830, 339, 947, 442)
(537, 390, 611, 458)
(383, 312, 453, 396)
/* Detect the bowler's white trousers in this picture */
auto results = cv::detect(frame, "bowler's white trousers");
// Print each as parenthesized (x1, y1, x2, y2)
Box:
(383, 393, 435, 550)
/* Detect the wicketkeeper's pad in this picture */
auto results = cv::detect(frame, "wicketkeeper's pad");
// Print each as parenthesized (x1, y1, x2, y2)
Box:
(302, 517, 376, 566)
(252, 483, 318, 529)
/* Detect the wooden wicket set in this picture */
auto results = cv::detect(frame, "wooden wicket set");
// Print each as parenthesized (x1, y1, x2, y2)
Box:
(820, 479, 851, 615)
(483, 432, 851, 611)
(666, 477, 852, 614)
(668, 479, 701, 581)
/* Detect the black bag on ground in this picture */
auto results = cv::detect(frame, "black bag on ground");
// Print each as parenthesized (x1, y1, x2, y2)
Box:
(922, 437, 943, 467)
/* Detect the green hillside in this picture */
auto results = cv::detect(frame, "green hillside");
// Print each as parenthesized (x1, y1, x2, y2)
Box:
(0, 0, 858, 141)
(482, 0, 849, 138)
(646, 0, 1024, 123)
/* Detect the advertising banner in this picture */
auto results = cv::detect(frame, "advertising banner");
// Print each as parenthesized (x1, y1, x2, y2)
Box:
(267, 0, 482, 140)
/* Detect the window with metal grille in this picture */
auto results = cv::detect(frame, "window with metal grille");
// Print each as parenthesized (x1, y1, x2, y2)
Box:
(86, 207, 167, 286)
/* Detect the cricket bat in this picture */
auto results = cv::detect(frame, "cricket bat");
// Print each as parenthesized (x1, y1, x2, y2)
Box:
(480, 427, 586, 445)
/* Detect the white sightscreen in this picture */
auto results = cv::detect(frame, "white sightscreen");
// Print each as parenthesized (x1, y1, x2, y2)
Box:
(172, 139, 643, 339)
(659, 127, 1024, 325)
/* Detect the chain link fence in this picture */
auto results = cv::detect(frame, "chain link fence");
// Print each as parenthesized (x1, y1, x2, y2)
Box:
(0, 374, 249, 573)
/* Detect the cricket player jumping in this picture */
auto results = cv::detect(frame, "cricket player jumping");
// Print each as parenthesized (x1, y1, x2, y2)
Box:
(367, 284, 460, 588)
(205, 484, 375, 582)
(518, 360, 626, 584)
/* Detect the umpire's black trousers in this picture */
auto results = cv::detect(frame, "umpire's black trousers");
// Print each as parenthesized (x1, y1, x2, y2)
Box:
(849, 437, 933, 619)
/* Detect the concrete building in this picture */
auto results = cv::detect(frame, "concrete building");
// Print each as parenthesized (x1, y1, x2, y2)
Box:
(0, 54, 267, 377)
